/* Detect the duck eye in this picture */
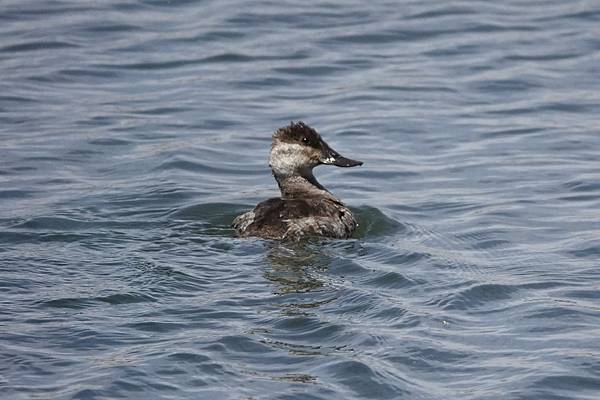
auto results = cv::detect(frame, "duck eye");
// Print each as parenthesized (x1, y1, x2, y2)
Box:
(301, 137, 310, 145)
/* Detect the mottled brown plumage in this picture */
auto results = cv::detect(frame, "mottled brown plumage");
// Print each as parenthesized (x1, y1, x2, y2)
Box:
(232, 122, 362, 241)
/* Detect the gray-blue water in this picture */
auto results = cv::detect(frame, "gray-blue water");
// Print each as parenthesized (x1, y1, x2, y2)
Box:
(2, 1, 600, 399)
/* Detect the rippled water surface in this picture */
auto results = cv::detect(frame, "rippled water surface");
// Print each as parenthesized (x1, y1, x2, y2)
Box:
(2, 1, 600, 399)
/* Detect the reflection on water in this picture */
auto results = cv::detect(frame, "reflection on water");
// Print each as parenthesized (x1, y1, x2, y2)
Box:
(264, 243, 331, 294)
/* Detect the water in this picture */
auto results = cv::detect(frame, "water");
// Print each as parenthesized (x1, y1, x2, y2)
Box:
(2, 0, 600, 398)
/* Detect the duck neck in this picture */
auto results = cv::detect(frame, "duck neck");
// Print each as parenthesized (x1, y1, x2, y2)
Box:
(273, 169, 336, 201)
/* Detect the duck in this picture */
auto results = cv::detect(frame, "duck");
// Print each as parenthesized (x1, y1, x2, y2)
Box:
(232, 121, 363, 241)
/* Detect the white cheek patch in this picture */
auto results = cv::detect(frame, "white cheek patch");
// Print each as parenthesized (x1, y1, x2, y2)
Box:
(269, 143, 314, 176)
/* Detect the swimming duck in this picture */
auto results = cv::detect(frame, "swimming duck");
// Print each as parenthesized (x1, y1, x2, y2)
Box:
(232, 121, 363, 241)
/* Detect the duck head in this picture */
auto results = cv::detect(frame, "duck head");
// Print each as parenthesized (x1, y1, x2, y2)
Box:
(268, 121, 363, 178)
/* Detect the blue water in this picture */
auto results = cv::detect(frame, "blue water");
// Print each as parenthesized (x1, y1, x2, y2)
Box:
(2, 1, 600, 399)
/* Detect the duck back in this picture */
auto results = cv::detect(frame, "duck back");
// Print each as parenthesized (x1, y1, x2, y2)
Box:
(233, 197, 357, 241)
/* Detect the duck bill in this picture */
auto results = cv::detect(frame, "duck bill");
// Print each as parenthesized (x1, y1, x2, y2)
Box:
(320, 142, 363, 167)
